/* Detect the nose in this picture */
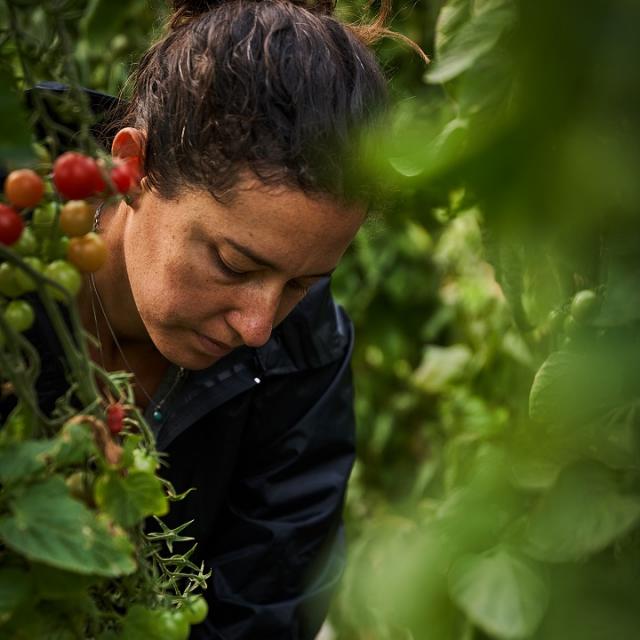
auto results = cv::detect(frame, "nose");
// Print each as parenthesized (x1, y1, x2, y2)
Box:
(224, 285, 281, 348)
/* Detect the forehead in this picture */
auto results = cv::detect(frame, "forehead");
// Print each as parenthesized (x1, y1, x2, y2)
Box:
(170, 179, 364, 271)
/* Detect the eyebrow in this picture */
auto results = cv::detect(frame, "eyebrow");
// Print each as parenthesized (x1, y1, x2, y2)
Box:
(224, 237, 336, 278)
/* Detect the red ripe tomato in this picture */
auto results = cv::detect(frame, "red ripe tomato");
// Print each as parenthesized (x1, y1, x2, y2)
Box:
(93, 166, 107, 195)
(106, 403, 126, 435)
(52, 152, 103, 200)
(0, 204, 24, 245)
(4, 169, 45, 208)
(110, 164, 132, 194)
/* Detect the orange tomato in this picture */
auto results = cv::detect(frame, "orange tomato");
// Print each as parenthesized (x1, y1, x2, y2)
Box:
(59, 200, 95, 237)
(4, 169, 45, 208)
(66, 232, 108, 272)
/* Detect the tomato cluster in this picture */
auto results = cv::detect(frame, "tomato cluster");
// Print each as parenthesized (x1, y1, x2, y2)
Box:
(0, 151, 137, 335)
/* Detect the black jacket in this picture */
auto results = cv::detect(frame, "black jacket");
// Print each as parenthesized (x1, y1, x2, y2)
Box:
(150, 278, 356, 639)
(2, 278, 355, 640)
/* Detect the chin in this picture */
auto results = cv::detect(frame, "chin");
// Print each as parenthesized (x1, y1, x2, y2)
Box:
(149, 334, 216, 371)
(164, 347, 223, 371)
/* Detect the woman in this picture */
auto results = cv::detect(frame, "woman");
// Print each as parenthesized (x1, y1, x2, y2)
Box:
(30, 0, 389, 637)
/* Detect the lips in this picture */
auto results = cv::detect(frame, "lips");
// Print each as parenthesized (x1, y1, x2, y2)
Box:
(194, 331, 234, 357)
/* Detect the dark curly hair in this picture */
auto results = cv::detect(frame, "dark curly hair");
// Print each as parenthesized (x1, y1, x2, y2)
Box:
(121, 0, 390, 203)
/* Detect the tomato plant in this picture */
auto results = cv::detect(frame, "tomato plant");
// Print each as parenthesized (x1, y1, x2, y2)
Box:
(66, 232, 107, 273)
(52, 152, 103, 200)
(4, 169, 45, 209)
(0, 10, 210, 640)
(0, 204, 24, 246)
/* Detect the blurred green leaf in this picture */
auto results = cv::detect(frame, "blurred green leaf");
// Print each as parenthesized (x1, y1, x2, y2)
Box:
(0, 67, 34, 165)
(427, 0, 515, 84)
(449, 547, 549, 639)
(525, 461, 640, 562)
(413, 344, 472, 393)
(0, 568, 33, 626)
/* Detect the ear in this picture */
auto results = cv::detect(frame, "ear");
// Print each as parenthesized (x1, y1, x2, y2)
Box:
(111, 128, 146, 204)
(111, 127, 145, 162)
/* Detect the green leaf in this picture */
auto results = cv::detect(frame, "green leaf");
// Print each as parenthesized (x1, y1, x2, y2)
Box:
(94, 470, 169, 528)
(0, 476, 136, 576)
(31, 562, 100, 600)
(54, 421, 96, 466)
(528, 350, 626, 425)
(0, 441, 52, 484)
(525, 461, 640, 562)
(0, 424, 95, 485)
(413, 344, 472, 393)
(433, 0, 471, 56)
(0, 568, 33, 626)
(448, 547, 549, 639)
(427, 0, 515, 84)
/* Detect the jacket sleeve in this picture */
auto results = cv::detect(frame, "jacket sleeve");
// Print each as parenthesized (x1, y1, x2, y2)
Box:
(190, 335, 356, 640)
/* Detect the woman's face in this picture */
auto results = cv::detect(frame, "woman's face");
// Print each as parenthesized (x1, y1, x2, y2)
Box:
(120, 178, 364, 370)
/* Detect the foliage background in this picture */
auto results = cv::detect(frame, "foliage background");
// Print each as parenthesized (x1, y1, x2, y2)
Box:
(3, 1, 640, 639)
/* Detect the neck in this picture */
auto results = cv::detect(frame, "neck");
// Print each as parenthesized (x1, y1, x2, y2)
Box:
(78, 201, 150, 343)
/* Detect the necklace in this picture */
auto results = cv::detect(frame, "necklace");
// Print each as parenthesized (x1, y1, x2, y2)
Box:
(90, 202, 185, 423)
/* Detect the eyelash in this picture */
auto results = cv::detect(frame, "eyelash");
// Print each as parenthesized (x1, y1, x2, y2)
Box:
(213, 251, 310, 295)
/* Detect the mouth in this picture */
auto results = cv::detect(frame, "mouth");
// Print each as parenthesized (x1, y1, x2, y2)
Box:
(194, 331, 234, 357)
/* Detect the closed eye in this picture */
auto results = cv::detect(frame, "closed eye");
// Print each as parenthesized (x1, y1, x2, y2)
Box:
(213, 247, 313, 296)
(212, 249, 246, 278)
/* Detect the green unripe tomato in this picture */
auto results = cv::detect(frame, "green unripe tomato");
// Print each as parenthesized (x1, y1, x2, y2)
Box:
(13, 256, 44, 293)
(570, 289, 598, 324)
(54, 235, 70, 260)
(43, 260, 82, 301)
(0, 262, 23, 297)
(4, 300, 35, 333)
(158, 610, 190, 640)
(13, 226, 38, 256)
(183, 596, 208, 625)
(32, 201, 57, 228)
